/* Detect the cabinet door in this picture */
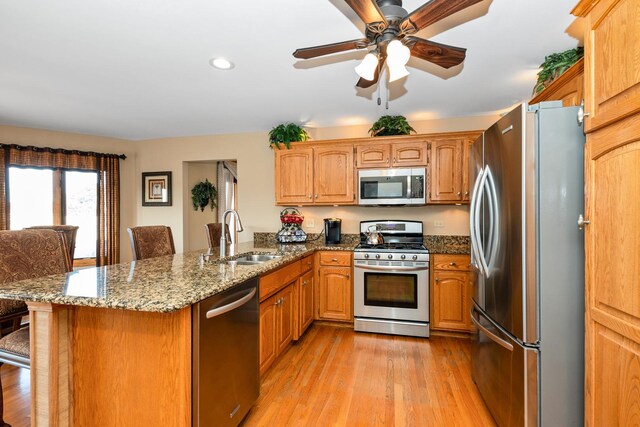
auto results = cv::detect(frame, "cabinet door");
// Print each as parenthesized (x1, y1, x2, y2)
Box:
(259, 295, 278, 376)
(318, 266, 352, 321)
(583, 118, 640, 425)
(275, 148, 313, 205)
(298, 269, 314, 336)
(461, 139, 473, 202)
(429, 139, 463, 202)
(392, 141, 428, 167)
(578, 0, 640, 132)
(356, 144, 390, 168)
(276, 285, 294, 356)
(431, 270, 469, 331)
(313, 145, 355, 204)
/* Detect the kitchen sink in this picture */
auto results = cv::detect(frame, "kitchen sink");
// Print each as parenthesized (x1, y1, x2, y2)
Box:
(222, 254, 283, 266)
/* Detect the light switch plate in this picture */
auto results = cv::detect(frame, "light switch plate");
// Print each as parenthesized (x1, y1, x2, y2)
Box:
(433, 220, 445, 228)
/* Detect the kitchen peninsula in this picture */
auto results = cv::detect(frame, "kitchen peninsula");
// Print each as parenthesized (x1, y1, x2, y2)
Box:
(0, 241, 351, 426)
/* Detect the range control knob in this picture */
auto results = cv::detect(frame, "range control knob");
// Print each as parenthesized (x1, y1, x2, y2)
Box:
(375, 254, 381, 259)
(401, 254, 406, 260)
(364, 253, 369, 259)
(387, 254, 393, 260)
(412, 255, 418, 260)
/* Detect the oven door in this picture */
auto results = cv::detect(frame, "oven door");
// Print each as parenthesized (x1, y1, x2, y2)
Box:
(354, 263, 429, 322)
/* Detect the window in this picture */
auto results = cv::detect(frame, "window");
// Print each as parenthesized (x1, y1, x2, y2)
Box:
(9, 166, 98, 267)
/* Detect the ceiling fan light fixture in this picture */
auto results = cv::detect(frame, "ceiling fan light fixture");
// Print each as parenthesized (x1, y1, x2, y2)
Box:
(388, 63, 410, 82)
(386, 40, 411, 82)
(355, 52, 379, 81)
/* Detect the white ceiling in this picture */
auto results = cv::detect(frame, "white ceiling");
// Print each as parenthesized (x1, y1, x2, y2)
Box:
(0, 0, 581, 140)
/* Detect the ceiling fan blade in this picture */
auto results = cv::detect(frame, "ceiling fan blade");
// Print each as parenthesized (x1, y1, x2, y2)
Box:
(356, 55, 386, 88)
(344, 0, 388, 25)
(406, 37, 466, 69)
(403, 0, 482, 32)
(293, 38, 369, 59)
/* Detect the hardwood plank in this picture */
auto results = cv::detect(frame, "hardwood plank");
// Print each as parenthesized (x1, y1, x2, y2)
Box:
(242, 325, 496, 426)
(1, 365, 30, 427)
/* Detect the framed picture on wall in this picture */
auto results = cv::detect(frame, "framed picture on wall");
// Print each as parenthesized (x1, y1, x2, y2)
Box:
(142, 171, 172, 206)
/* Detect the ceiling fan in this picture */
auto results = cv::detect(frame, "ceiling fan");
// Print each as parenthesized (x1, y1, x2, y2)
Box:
(293, 0, 482, 88)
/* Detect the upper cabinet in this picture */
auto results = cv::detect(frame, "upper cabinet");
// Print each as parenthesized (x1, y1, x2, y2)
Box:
(274, 132, 479, 206)
(427, 132, 480, 204)
(274, 143, 355, 206)
(530, 58, 584, 107)
(355, 140, 428, 168)
(574, 0, 640, 132)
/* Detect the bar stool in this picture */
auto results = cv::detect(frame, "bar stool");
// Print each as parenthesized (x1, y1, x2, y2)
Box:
(127, 225, 176, 260)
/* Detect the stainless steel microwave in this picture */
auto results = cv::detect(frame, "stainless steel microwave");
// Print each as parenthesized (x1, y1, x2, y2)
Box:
(358, 168, 426, 206)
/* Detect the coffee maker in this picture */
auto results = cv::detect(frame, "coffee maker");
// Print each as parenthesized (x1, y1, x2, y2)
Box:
(324, 218, 342, 244)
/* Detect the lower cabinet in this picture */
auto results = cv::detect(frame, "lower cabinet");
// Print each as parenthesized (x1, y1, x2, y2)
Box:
(317, 251, 353, 322)
(296, 268, 314, 338)
(260, 284, 294, 376)
(430, 254, 474, 333)
(259, 254, 314, 376)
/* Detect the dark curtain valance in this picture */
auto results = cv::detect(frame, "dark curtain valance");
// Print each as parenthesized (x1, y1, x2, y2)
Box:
(0, 143, 124, 265)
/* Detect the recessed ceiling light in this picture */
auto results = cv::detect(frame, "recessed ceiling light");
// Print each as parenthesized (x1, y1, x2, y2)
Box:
(209, 58, 234, 70)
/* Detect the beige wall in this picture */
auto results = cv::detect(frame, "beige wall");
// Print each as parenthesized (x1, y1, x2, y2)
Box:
(0, 125, 137, 261)
(134, 114, 499, 253)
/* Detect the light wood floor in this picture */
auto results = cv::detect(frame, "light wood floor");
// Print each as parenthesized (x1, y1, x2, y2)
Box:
(0, 325, 496, 427)
(242, 324, 496, 426)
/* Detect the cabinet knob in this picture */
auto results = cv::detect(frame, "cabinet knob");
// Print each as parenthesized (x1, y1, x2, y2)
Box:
(457, 192, 462, 196)
(578, 214, 590, 231)
(332, 258, 338, 262)
(302, 280, 307, 286)
(346, 274, 350, 279)
(315, 195, 318, 199)
(449, 262, 456, 266)
(465, 191, 469, 196)
(308, 195, 312, 199)
(577, 104, 590, 125)
(435, 278, 439, 283)
(386, 158, 389, 164)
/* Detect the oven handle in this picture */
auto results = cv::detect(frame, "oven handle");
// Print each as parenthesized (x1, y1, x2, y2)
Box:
(354, 265, 428, 272)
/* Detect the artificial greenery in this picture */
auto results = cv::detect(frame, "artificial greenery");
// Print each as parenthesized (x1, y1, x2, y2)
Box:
(533, 47, 584, 95)
(191, 179, 218, 212)
(269, 123, 310, 150)
(369, 115, 416, 137)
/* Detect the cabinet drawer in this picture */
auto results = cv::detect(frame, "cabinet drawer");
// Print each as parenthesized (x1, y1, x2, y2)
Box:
(300, 254, 314, 273)
(432, 254, 471, 271)
(260, 260, 301, 301)
(319, 251, 352, 266)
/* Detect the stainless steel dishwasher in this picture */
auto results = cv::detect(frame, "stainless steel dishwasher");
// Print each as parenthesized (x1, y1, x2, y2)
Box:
(192, 277, 259, 427)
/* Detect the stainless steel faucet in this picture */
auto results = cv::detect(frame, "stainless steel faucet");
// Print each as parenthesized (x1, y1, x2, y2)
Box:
(220, 209, 244, 257)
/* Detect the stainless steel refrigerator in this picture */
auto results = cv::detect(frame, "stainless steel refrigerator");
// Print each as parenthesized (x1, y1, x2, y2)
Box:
(469, 102, 584, 426)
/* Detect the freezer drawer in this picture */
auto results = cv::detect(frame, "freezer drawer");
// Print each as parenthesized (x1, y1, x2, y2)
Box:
(471, 302, 538, 427)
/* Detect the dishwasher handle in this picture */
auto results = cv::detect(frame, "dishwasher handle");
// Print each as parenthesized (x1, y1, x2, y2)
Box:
(206, 287, 257, 319)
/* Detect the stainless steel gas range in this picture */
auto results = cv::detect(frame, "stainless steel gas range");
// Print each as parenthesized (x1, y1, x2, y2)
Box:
(353, 220, 430, 338)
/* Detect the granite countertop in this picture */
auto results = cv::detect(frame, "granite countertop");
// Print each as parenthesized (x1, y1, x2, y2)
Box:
(0, 240, 355, 313)
(0, 235, 467, 313)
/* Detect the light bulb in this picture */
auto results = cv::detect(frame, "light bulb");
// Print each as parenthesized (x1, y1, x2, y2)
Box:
(355, 52, 379, 81)
(386, 40, 410, 82)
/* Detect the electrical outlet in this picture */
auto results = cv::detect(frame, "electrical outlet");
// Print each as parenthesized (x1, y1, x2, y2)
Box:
(307, 218, 315, 229)
(433, 220, 445, 228)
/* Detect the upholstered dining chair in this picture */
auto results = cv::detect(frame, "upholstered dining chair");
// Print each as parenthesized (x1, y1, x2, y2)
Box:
(0, 229, 72, 427)
(204, 223, 231, 251)
(127, 226, 176, 260)
(25, 225, 79, 261)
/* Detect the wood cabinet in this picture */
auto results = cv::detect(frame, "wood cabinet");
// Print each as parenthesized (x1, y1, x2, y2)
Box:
(530, 58, 584, 107)
(355, 141, 428, 168)
(575, 0, 640, 133)
(317, 251, 352, 322)
(314, 144, 355, 204)
(274, 148, 313, 205)
(260, 284, 295, 376)
(430, 254, 474, 333)
(427, 132, 480, 204)
(297, 268, 314, 337)
(274, 143, 355, 205)
(572, 1, 640, 424)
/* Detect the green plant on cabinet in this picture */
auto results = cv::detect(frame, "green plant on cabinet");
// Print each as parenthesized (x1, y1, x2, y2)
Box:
(269, 123, 310, 150)
(369, 115, 416, 137)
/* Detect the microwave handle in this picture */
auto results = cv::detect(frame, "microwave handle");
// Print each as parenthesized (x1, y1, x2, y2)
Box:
(407, 175, 412, 199)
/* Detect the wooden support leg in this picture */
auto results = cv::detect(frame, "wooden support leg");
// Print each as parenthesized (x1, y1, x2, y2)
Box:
(0, 362, 12, 427)
(27, 302, 71, 427)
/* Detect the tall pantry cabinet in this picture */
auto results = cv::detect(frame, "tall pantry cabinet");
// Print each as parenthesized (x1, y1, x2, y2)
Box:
(572, 0, 640, 425)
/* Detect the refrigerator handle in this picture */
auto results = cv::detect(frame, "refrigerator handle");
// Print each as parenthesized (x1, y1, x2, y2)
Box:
(483, 167, 500, 274)
(474, 168, 490, 277)
(471, 303, 514, 352)
(469, 167, 484, 270)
